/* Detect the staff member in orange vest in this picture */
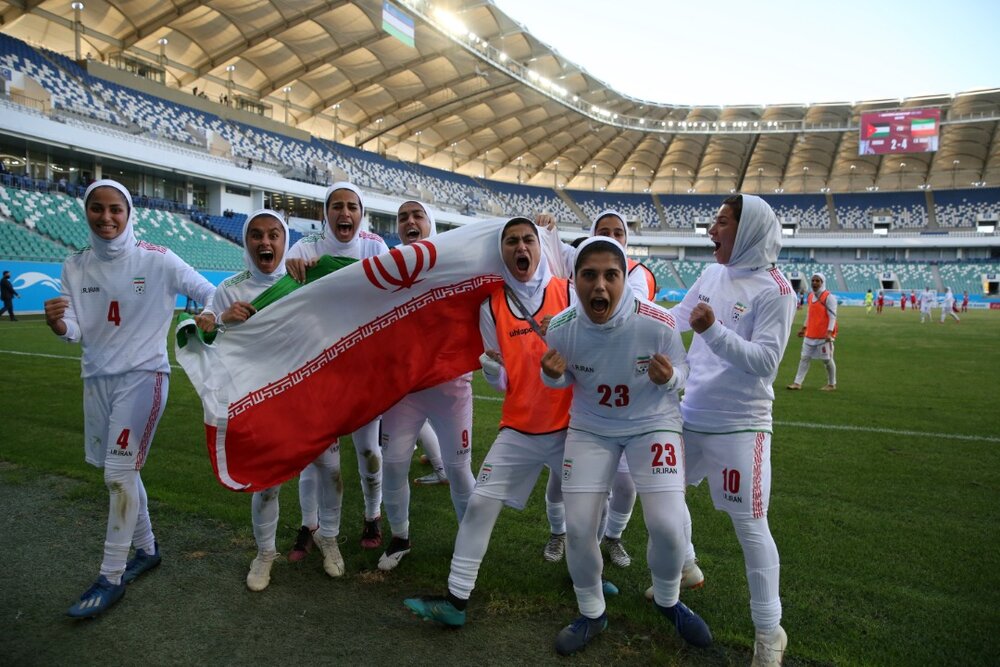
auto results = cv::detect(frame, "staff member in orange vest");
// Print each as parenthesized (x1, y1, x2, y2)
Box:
(787, 272, 837, 391)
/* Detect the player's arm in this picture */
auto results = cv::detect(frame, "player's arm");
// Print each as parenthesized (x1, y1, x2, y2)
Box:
(285, 240, 318, 283)
(478, 299, 507, 391)
(697, 291, 795, 378)
(540, 347, 574, 389)
(651, 327, 688, 391)
(798, 302, 809, 338)
(666, 272, 704, 333)
(45, 265, 80, 341)
(171, 253, 216, 307)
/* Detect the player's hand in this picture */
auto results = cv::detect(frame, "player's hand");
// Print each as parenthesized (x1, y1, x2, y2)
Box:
(285, 258, 316, 283)
(479, 350, 504, 376)
(221, 301, 256, 324)
(535, 214, 556, 231)
(194, 311, 216, 332)
(541, 348, 566, 379)
(689, 303, 716, 333)
(798, 326, 807, 338)
(825, 335, 834, 343)
(648, 353, 673, 385)
(43, 296, 69, 335)
(539, 314, 553, 336)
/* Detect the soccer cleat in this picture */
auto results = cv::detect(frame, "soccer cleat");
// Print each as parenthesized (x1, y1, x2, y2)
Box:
(603, 537, 631, 568)
(751, 625, 788, 667)
(413, 470, 449, 486)
(122, 542, 161, 584)
(287, 525, 315, 563)
(314, 535, 345, 577)
(246, 551, 277, 592)
(645, 560, 706, 600)
(403, 596, 466, 627)
(543, 533, 566, 562)
(655, 600, 713, 648)
(378, 537, 412, 572)
(66, 575, 126, 618)
(819, 384, 837, 392)
(360, 517, 382, 550)
(554, 612, 608, 656)
(785, 383, 801, 390)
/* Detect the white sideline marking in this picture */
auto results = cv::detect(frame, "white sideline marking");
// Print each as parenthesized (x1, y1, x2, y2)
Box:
(4, 349, 995, 443)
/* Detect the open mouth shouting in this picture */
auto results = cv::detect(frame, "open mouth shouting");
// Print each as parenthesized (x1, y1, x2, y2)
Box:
(256, 247, 276, 271)
(404, 225, 422, 242)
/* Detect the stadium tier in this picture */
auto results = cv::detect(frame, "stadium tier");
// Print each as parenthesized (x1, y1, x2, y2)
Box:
(766, 193, 832, 230)
(0, 218, 68, 261)
(567, 189, 660, 229)
(839, 262, 934, 292)
(481, 179, 579, 223)
(938, 262, 999, 295)
(933, 187, 1000, 228)
(831, 191, 928, 230)
(639, 256, 682, 289)
(659, 194, 720, 229)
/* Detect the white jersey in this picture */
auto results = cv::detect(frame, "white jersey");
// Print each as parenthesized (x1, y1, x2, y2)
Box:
(58, 241, 215, 378)
(542, 297, 688, 437)
(210, 270, 268, 319)
(669, 263, 795, 433)
(287, 229, 388, 261)
(920, 290, 936, 312)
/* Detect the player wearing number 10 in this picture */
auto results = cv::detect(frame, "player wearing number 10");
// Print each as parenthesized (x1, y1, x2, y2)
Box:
(668, 194, 795, 666)
(43, 180, 215, 618)
(540, 237, 711, 656)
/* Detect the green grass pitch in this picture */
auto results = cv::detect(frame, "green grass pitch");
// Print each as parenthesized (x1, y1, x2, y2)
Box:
(0, 304, 997, 665)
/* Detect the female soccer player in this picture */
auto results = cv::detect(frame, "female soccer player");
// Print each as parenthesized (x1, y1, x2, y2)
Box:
(377, 200, 477, 571)
(284, 182, 389, 562)
(540, 237, 711, 655)
(669, 194, 795, 666)
(44, 179, 215, 618)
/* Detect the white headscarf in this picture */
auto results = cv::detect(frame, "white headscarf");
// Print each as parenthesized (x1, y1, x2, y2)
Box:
(399, 199, 437, 238)
(242, 209, 289, 286)
(573, 236, 634, 331)
(590, 209, 628, 248)
(498, 217, 552, 314)
(320, 181, 366, 254)
(727, 194, 781, 271)
(83, 179, 137, 261)
(811, 272, 826, 295)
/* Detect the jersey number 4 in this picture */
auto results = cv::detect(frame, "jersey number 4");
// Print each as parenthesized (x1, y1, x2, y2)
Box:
(107, 300, 122, 326)
(597, 384, 629, 407)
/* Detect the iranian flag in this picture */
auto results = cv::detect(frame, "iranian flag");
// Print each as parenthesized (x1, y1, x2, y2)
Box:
(866, 122, 890, 139)
(176, 220, 506, 491)
(911, 117, 937, 136)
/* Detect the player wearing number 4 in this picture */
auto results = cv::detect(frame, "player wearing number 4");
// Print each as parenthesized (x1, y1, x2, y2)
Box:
(540, 237, 711, 656)
(668, 194, 795, 666)
(44, 180, 215, 618)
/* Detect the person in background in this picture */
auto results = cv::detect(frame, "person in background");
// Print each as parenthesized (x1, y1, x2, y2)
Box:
(787, 272, 837, 391)
(0, 270, 19, 321)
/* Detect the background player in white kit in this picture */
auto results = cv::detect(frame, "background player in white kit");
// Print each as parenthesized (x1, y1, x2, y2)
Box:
(940, 287, 960, 323)
(919, 287, 935, 324)
(43, 179, 215, 618)
(284, 182, 388, 559)
(668, 194, 795, 666)
(377, 200, 477, 571)
(540, 237, 712, 656)
(787, 272, 838, 391)
(403, 217, 573, 628)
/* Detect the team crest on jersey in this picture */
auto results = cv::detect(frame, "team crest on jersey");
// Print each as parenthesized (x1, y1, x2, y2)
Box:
(133, 277, 146, 294)
(732, 301, 748, 322)
(634, 355, 651, 376)
(562, 458, 573, 481)
(478, 463, 492, 484)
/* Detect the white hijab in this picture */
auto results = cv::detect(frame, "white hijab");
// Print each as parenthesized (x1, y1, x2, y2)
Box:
(321, 181, 366, 254)
(499, 217, 553, 314)
(573, 236, 634, 331)
(83, 179, 137, 261)
(242, 209, 289, 286)
(400, 199, 438, 238)
(727, 194, 782, 271)
(811, 272, 826, 295)
(590, 209, 628, 247)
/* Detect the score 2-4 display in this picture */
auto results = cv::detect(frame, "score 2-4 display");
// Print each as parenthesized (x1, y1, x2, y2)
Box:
(859, 108, 940, 155)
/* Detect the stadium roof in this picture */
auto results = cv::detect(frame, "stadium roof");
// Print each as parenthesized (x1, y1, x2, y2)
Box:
(1, 0, 998, 193)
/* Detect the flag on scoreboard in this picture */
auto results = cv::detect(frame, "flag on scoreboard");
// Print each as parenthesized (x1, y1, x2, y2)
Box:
(866, 122, 890, 139)
(911, 117, 936, 136)
(382, 1, 415, 48)
(175, 220, 506, 492)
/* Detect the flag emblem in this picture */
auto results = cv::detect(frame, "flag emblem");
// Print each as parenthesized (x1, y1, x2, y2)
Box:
(562, 458, 573, 481)
(732, 301, 748, 322)
(479, 464, 493, 484)
(133, 277, 145, 294)
(634, 355, 651, 376)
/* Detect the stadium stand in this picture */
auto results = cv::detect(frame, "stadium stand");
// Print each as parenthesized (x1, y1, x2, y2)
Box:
(481, 180, 578, 223)
(767, 193, 831, 230)
(0, 218, 68, 261)
(938, 262, 999, 295)
(839, 262, 934, 292)
(640, 256, 682, 289)
(832, 191, 928, 230)
(672, 259, 711, 288)
(933, 188, 1000, 228)
(566, 190, 660, 229)
(659, 195, 720, 229)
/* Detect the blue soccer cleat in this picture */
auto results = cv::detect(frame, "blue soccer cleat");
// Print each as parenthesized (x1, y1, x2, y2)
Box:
(123, 543, 161, 584)
(66, 575, 126, 619)
(403, 596, 466, 627)
(554, 612, 608, 656)
(655, 600, 713, 648)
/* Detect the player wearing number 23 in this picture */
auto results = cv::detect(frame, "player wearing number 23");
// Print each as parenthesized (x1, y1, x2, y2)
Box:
(43, 179, 215, 619)
(540, 236, 712, 656)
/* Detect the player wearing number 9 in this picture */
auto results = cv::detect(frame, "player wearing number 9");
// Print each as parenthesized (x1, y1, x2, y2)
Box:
(667, 193, 796, 666)
(540, 236, 712, 656)
(44, 179, 215, 619)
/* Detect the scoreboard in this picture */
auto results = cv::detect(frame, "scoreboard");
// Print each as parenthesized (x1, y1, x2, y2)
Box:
(859, 108, 940, 155)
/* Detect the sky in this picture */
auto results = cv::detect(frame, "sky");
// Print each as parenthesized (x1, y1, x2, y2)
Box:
(492, 0, 1000, 106)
